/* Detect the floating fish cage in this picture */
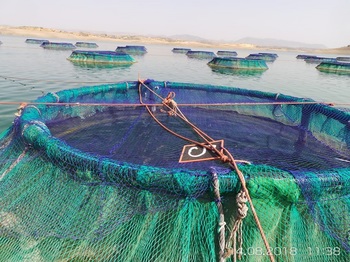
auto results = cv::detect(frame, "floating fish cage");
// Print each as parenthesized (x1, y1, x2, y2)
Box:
(75, 42, 99, 48)
(25, 38, 49, 44)
(67, 50, 135, 65)
(40, 42, 76, 50)
(336, 57, 350, 62)
(0, 41, 2, 45)
(172, 47, 192, 53)
(0, 79, 350, 261)
(316, 61, 350, 73)
(296, 55, 318, 59)
(304, 57, 337, 64)
(246, 54, 276, 62)
(186, 50, 216, 59)
(115, 45, 147, 55)
(208, 57, 268, 70)
(216, 51, 238, 57)
(258, 52, 278, 58)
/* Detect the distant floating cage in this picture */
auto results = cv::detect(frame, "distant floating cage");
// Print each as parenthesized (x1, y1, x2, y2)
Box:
(304, 56, 337, 63)
(186, 50, 216, 59)
(208, 57, 268, 70)
(258, 52, 278, 58)
(75, 42, 99, 48)
(40, 42, 76, 50)
(115, 45, 147, 55)
(336, 57, 350, 62)
(0, 41, 2, 45)
(172, 47, 192, 53)
(316, 61, 350, 73)
(216, 50, 238, 57)
(67, 50, 135, 65)
(296, 54, 318, 59)
(25, 39, 49, 44)
(245, 53, 276, 62)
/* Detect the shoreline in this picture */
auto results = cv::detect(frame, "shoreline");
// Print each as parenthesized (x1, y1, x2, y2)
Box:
(1, 25, 349, 54)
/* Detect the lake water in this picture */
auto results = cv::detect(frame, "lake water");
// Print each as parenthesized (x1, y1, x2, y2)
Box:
(0, 35, 349, 133)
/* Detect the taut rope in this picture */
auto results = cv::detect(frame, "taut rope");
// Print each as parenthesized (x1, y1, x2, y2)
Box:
(138, 79, 275, 262)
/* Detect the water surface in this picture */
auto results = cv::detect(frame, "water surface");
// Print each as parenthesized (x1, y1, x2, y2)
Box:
(0, 35, 349, 132)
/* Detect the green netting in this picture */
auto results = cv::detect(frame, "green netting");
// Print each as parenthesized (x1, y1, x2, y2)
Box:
(216, 51, 238, 57)
(75, 42, 99, 48)
(40, 42, 76, 50)
(67, 51, 135, 65)
(115, 46, 147, 55)
(172, 48, 192, 53)
(186, 51, 216, 59)
(0, 80, 350, 261)
(316, 61, 350, 73)
(208, 57, 268, 70)
(25, 39, 49, 44)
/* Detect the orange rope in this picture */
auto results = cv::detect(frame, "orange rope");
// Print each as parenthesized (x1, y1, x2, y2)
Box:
(138, 79, 275, 262)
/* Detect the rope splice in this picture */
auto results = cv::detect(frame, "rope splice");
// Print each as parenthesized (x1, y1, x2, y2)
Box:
(160, 91, 177, 116)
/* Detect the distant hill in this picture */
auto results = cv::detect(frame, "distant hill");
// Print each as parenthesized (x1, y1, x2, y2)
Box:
(234, 37, 327, 49)
(169, 34, 212, 43)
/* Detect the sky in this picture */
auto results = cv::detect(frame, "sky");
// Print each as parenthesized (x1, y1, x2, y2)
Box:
(0, 0, 349, 48)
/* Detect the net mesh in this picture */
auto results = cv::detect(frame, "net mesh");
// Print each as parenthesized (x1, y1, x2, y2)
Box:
(208, 57, 268, 70)
(316, 61, 350, 73)
(67, 51, 135, 64)
(0, 80, 349, 261)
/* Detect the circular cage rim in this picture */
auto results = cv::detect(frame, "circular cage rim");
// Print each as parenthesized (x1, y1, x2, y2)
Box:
(13, 80, 350, 195)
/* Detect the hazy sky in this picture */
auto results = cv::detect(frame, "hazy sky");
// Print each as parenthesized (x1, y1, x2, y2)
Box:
(0, 0, 349, 48)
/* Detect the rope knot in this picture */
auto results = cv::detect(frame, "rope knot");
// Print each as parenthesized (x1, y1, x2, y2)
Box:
(224, 248, 234, 259)
(236, 191, 248, 219)
(220, 155, 229, 162)
(15, 102, 28, 117)
(161, 92, 177, 116)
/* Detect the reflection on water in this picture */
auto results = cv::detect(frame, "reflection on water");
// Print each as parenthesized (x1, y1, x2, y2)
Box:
(69, 61, 134, 69)
(317, 69, 350, 76)
(210, 67, 266, 77)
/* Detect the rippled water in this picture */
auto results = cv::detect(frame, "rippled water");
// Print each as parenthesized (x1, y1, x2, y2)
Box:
(0, 35, 349, 132)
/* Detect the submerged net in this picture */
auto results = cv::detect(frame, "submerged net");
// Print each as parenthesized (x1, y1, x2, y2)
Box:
(0, 79, 350, 261)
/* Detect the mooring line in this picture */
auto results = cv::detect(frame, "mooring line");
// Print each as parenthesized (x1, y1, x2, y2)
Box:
(138, 79, 275, 262)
